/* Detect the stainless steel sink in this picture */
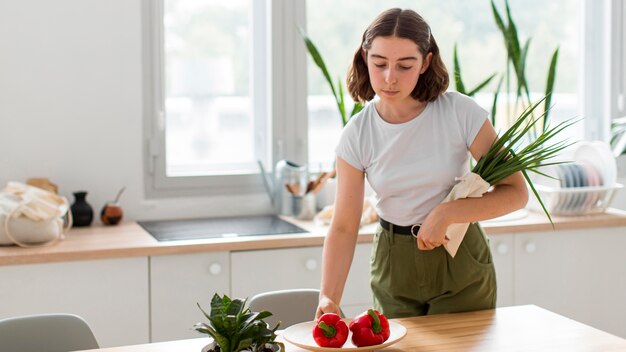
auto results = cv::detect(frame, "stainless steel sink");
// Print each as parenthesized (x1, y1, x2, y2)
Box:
(139, 215, 308, 242)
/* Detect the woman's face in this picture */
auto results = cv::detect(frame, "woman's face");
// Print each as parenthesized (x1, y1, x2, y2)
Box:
(365, 36, 431, 103)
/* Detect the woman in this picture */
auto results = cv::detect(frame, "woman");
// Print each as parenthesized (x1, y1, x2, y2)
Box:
(316, 8, 528, 319)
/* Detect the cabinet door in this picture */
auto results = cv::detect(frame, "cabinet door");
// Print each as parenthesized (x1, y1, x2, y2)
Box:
(0, 257, 149, 348)
(231, 246, 323, 300)
(341, 243, 373, 317)
(231, 243, 373, 318)
(488, 233, 514, 307)
(514, 227, 626, 338)
(150, 251, 230, 342)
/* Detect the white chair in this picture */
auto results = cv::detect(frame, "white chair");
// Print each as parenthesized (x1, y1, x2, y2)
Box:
(248, 288, 344, 329)
(0, 313, 99, 352)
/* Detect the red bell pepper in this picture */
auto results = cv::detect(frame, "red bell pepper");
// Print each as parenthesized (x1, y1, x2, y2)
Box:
(312, 313, 349, 348)
(348, 309, 390, 347)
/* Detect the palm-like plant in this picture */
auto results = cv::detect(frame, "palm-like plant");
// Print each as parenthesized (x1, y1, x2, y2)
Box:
(453, 43, 501, 127)
(299, 29, 363, 127)
(491, 0, 559, 133)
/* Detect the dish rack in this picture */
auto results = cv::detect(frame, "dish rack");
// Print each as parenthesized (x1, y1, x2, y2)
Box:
(529, 184, 624, 216)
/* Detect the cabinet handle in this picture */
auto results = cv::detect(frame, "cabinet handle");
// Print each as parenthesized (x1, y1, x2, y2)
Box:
(305, 259, 318, 271)
(524, 242, 537, 254)
(496, 243, 509, 255)
(209, 263, 222, 275)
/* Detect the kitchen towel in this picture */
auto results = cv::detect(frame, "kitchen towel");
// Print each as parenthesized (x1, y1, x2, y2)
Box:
(442, 172, 490, 258)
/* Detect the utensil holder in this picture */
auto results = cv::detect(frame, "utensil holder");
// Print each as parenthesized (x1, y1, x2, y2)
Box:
(292, 193, 316, 220)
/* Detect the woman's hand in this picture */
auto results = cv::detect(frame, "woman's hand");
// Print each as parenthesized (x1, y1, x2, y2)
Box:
(316, 295, 342, 320)
(416, 204, 450, 250)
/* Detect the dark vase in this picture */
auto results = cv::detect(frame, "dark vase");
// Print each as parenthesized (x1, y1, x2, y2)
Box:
(71, 191, 94, 227)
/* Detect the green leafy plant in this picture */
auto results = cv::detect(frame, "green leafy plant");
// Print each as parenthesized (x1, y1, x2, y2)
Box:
(194, 293, 283, 352)
(473, 96, 578, 224)
(491, 0, 559, 133)
(453, 43, 501, 127)
(299, 29, 363, 127)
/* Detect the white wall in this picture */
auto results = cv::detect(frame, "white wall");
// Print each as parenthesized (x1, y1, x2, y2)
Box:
(0, 1, 624, 223)
(0, 0, 271, 222)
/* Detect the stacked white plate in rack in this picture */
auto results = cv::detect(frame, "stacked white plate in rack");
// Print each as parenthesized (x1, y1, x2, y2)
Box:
(530, 141, 623, 215)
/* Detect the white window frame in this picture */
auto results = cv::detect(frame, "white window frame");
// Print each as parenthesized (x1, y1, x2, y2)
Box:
(581, 0, 625, 141)
(142, 0, 619, 201)
(142, 0, 307, 198)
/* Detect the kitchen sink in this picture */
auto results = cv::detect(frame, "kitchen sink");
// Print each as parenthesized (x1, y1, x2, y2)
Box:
(138, 215, 308, 242)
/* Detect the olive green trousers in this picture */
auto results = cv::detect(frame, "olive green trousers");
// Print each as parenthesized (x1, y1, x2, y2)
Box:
(370, 222, 497, 318)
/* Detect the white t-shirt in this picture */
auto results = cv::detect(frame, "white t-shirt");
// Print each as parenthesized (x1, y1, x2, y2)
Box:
(335, 91, 488, 226)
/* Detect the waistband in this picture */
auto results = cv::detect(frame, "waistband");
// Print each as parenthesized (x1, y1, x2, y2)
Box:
(379, 218, 420, 236)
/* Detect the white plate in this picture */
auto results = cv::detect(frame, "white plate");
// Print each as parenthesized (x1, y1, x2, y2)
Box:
(569, 163, 588, 210)
(592, 141, 617, 186)
(282, 320, 407, 352)
(558, 164, 575, 211)
(574, 141, 617, 187)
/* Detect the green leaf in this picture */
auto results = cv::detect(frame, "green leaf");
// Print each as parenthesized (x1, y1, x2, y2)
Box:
(467, 73, 497, 97)
(299, 28, 337, 100)
(522, 168, 554, 228)
(299, 27, 351, 133)
(491, 75, 504, 128)
(544, 47, 560, 130)
(517, 38, 531, 101)
(350, 102, 364, 121)
(453, 43, 467, 94)
(504, 0, 522, 74)
(491, 0, 507, 36)
(337, 77, 347, 126)
(226, 297, 246, 316)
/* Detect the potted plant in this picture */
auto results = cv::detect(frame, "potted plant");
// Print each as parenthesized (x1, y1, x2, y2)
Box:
(300, 29, 363, 129)
(455, 0, 559, 136)
(194, 293, 284, 352)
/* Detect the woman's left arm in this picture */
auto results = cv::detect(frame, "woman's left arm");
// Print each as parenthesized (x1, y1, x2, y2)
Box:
(418, 119, 529, 250)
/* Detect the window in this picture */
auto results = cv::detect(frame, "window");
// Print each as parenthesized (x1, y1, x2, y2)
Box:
(145, 0, 618, 206)
(306, 0, 582, 166)
(145, 0, 282, 197)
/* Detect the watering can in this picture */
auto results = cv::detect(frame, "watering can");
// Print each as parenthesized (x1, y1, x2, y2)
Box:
(258, 160, 308, 215)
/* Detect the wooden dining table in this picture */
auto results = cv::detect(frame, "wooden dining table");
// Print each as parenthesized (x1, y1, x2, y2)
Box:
(79, 305, 626, 352)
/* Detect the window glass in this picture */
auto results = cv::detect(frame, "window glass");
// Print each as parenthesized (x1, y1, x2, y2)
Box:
(164, 0, 254, 176)
(306, 0, 580, 168)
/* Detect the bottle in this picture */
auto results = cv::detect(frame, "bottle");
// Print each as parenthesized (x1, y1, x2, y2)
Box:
(71, 191, 94, 227)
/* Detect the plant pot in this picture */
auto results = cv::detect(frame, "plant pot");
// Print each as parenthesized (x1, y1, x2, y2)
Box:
(201, 341, 283, 352)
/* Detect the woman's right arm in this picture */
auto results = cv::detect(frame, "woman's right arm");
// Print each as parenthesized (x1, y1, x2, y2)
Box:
(316, 156, 365, 318)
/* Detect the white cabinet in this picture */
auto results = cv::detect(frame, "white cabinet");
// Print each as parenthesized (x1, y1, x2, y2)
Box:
(488, 233, 514, 307)
(341, 243, 374, 317)
(513, 227, 626, 338)
(0, 257, 149, 348)
(231, 243, 373, 318)
(231, 246, 322, 300)
(150, 251, 229, 342)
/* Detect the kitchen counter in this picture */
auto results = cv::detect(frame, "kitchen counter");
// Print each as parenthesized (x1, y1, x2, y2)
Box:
(1, 208, 626, 266)
(78, 305, 626, 351)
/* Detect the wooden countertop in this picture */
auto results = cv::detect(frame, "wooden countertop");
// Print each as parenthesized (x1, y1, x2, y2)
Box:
(1, 208, 626, 266)
(78, 305, 626, 351)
